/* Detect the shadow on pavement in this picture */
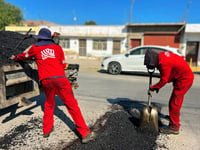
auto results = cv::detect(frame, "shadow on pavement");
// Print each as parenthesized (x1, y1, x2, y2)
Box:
(97, 69, 160, 78)
(0, 92, 81, 138)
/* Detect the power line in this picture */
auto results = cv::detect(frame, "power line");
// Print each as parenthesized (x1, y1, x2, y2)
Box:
(184, 0, 190, 23)
(129, 0, 135, 23)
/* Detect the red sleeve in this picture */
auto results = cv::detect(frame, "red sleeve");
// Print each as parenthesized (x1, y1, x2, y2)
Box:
(14, 53, 27, 61)
(14, 45, 35, 61)
(59, 46, 67, 68)
(151, 64, 171, 90)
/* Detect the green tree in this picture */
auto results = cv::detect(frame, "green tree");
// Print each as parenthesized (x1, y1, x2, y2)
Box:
(84, 21, 97, 25)
(0, 0, 23, 30)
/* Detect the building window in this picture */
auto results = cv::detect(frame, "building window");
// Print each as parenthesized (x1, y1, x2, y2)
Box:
(113, 40, 121, 51)
(113, 40, 121, 54)
(93, 39, 107, 50)
(59, 38, 70, 49)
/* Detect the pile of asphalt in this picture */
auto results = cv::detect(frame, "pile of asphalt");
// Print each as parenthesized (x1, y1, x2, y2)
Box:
(0, 31, 36, 66)
(66, 107, 158, 150)
(0, 31, 78, 88)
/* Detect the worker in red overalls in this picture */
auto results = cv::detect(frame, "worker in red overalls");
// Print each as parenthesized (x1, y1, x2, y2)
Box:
(10, 28, 94, 143)
(144, 50, 194, 134)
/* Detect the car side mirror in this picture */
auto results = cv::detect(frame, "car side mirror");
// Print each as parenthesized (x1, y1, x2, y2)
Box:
(125, 53, 129, 57)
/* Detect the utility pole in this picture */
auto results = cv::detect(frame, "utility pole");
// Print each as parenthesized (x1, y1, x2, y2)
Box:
(129, 0, 135, 23)
(185, 0, 190, 23)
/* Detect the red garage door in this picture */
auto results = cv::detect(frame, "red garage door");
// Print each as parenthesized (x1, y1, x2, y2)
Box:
(130, 39, 141, 49)
(144, 34, 180, 48)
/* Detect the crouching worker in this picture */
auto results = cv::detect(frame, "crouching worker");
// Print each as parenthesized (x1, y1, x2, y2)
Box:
(10, 28, 94, 143)
(144, 50, 194, 135)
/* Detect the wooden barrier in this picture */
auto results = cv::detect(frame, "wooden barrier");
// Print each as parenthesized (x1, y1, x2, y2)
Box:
(0, 63, 40, 109)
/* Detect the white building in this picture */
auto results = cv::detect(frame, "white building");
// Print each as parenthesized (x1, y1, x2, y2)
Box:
(5, 23, 200, 67)
(183, 24, 200, 66)
(41, 25, 127, 58)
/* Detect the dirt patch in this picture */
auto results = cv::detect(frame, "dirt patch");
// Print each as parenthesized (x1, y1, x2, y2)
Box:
(0, 117, 43, 150)
(65, 57, 102, 71)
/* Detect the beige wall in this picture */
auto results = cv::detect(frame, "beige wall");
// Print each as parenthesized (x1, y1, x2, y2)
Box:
(5, 26, 39, 35)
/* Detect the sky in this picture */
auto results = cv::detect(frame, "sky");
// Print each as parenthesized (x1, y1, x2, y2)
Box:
(5, 0, 200, 25)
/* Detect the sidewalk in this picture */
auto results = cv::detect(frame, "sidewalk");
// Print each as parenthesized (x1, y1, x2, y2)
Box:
(66, 56, 102, 71)
(66, 56, 200, 78)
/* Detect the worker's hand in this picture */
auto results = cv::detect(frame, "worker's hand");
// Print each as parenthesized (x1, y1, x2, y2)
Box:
(148, 88, 159, 97)
(8, 55, 16, 60)
(65, 64, 69, 69)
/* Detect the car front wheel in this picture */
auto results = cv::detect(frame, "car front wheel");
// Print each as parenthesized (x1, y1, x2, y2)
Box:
(108, 62, 121, 75)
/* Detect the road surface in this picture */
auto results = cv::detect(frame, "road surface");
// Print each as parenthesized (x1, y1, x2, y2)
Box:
(0, 70, 199, 149)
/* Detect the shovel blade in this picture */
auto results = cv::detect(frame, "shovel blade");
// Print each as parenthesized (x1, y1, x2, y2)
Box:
(140, 106, 158, 132)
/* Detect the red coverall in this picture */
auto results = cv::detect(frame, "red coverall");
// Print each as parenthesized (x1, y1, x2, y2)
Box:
(15, 44, 90, 137)
(150, 51, 194, 130)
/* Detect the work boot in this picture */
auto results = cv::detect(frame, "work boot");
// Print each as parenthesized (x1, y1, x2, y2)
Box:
(82, 131, 95, 144)
(164, 115, 170, 121)
(159, 126, 179, 135)
(43, 126, 54, 138)
(20, 97, 32, 106)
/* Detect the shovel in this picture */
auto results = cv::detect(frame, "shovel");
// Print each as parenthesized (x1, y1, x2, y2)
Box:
(140, 68, 158, 132)
(14, 28, 32, 49)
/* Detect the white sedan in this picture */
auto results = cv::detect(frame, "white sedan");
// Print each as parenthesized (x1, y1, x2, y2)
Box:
(101, 45, 183, 75)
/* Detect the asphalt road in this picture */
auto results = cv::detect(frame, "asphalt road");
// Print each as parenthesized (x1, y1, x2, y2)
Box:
(74, 70, 200, 149)
(0, 69, 199, 149)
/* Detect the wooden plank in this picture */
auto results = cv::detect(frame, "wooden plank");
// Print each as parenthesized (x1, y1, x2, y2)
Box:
(6, 77, 32, 86)
(0, 62, 40, 109)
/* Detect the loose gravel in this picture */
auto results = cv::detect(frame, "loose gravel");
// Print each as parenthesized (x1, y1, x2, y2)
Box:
(66, 105, 159, 150)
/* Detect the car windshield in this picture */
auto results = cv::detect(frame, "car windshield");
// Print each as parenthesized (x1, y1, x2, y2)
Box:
(130, 48, 148, 55)
(150, 48, 166, 53)
(125, 46, 182, 56)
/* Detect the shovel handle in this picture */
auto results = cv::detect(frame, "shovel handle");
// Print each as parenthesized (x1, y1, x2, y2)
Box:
(14, 28, 32, 49)
(147, 68, 154, 106)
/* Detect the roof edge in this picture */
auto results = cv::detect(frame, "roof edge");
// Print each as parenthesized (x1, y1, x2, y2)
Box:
(126, 22, 185, 26)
